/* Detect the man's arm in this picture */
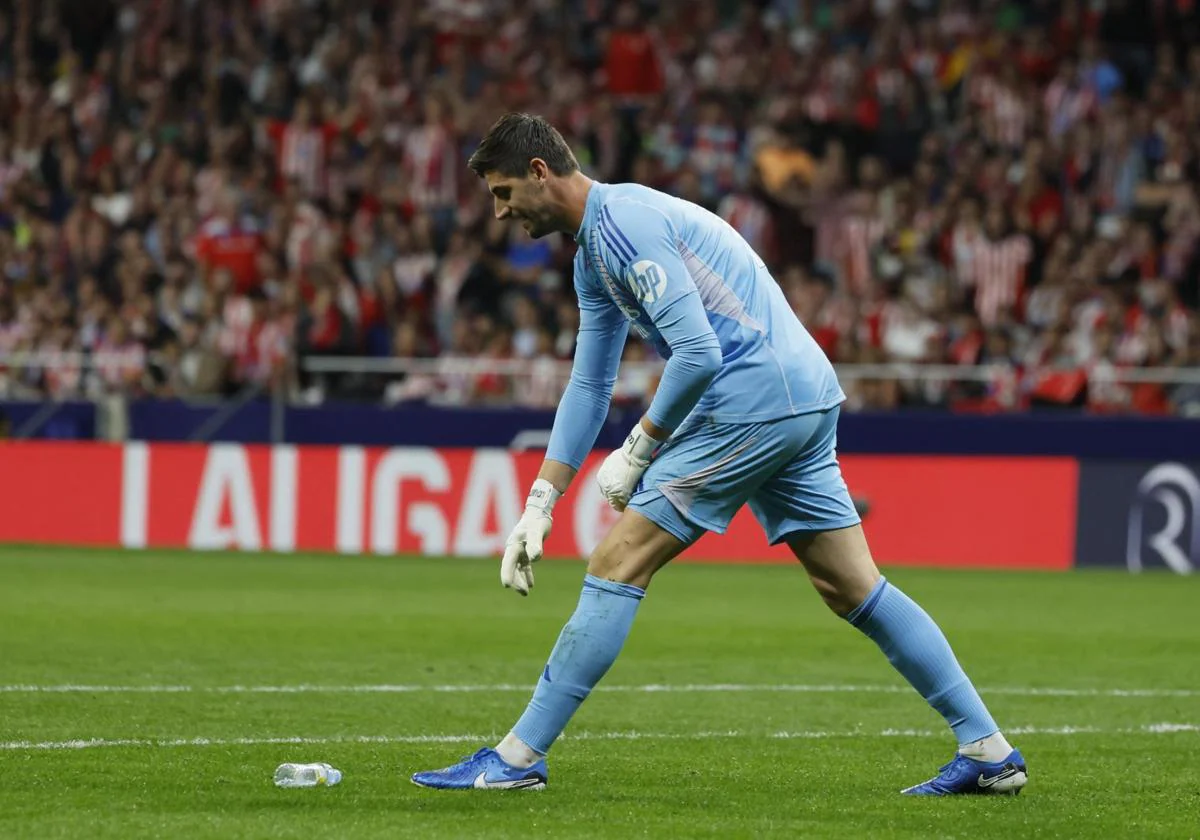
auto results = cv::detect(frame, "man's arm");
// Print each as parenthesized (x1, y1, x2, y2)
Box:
(605, 200, 722, 438)
(534, 459, 579, 497)
(540, 274, 629, 492)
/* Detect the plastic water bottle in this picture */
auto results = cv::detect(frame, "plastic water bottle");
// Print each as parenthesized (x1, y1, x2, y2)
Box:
(273, 762, 343, 788)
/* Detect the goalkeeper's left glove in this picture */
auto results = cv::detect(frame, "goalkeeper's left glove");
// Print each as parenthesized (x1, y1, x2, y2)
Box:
(596, 422, 662, 512)
(500, 479, 560, 596)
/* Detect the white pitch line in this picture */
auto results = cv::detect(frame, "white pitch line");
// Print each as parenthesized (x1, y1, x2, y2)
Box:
(0, 685, 195, 694)
(1, 683, 1198, 698)
(1, 723, 1197, 752)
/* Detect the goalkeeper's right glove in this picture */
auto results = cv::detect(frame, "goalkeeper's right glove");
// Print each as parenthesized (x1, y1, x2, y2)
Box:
(596, 422, 661, 512)
(500, 478, 561, 597)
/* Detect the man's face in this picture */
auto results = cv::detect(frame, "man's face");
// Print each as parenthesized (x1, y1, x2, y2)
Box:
(485, 168, 555, 238)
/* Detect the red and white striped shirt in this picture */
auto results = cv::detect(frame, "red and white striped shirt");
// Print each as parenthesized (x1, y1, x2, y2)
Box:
(286, 202, 334, 274)
(969, 235, 1032, 325)
(812, 197, 848, 269)
(42, 343, 83, 398)
(94, 342, 147, 391)
(236, 318, 291, 385)
(973, 75, 1029, 150)
(839, 214, 887, 296)
(403, 123, 458, 210)
(989, 85, 1029, 150)
(218, 296, 256, 359)
(268, 120, 338, 197)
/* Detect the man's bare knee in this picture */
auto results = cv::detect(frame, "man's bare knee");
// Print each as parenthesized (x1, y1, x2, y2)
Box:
(587, 509, 686, 590)
(806, 575, 858, 615)
(787, 524, 881, 616)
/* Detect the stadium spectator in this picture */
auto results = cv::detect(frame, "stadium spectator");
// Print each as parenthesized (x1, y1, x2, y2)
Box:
(0, 0, 1197, 416)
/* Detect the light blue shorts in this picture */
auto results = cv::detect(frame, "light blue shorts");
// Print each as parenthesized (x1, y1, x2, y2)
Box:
(628, 406, 861, 546)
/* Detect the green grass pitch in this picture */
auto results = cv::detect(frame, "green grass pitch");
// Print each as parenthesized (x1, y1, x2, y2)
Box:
(1, 546, 1198, 839)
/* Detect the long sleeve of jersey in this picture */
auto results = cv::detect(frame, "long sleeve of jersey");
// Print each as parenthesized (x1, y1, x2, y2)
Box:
(599, 200, 722, 432)
(544, 275, 629, 470)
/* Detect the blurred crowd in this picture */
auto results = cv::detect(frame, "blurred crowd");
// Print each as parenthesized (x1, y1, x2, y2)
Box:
(0, 0, 1199, 415)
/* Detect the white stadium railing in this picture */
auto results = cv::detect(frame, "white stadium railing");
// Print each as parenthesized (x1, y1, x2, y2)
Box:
(2, 350, 1200, 385)
(298, 355, 1200, 385)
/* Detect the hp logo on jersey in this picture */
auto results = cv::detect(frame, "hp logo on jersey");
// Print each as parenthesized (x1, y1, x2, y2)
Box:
(626, 260, 666, 305)
(1126, 463, 1200, 575)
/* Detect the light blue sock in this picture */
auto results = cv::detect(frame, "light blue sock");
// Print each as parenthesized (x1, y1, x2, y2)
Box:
(846, 577, 999, 745)
(512, 574, 644, 754)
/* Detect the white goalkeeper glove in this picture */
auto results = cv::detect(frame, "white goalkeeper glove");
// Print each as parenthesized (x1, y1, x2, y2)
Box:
(596, 422, 662, 512)
(500, 479, 561, 596)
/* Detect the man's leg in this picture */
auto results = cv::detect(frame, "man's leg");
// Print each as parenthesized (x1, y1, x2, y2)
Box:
(785, 524, 1026, 794)
(786, 525, 1002, 742)
(749, 407, 1025, 794)
(412, 509, 689, 789)
(497, 509, 687, 764)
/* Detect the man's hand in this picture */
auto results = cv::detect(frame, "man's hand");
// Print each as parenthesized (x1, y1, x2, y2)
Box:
(596, 421, 662, 512)
(501, 479, 561, 596)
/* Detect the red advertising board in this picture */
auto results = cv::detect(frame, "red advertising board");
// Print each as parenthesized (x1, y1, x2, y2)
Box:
(0, 442, 1077, 570)
(0, 441, 123, 546)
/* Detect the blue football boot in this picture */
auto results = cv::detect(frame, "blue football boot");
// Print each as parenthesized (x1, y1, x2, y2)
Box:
(902, 748, 1027, 795)
(411, 747, 547, 791)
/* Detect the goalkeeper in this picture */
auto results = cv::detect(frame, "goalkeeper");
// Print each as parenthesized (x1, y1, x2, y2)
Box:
(412, 114, 1027, 796)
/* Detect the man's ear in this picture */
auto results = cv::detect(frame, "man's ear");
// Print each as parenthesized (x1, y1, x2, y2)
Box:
(529, 158, 550, 183)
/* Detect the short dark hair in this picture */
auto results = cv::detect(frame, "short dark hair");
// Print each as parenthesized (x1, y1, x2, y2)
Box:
(467, 113, 580, 179)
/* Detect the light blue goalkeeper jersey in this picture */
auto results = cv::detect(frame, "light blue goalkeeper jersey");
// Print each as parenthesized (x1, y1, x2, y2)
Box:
(546, 181, 844, 470)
